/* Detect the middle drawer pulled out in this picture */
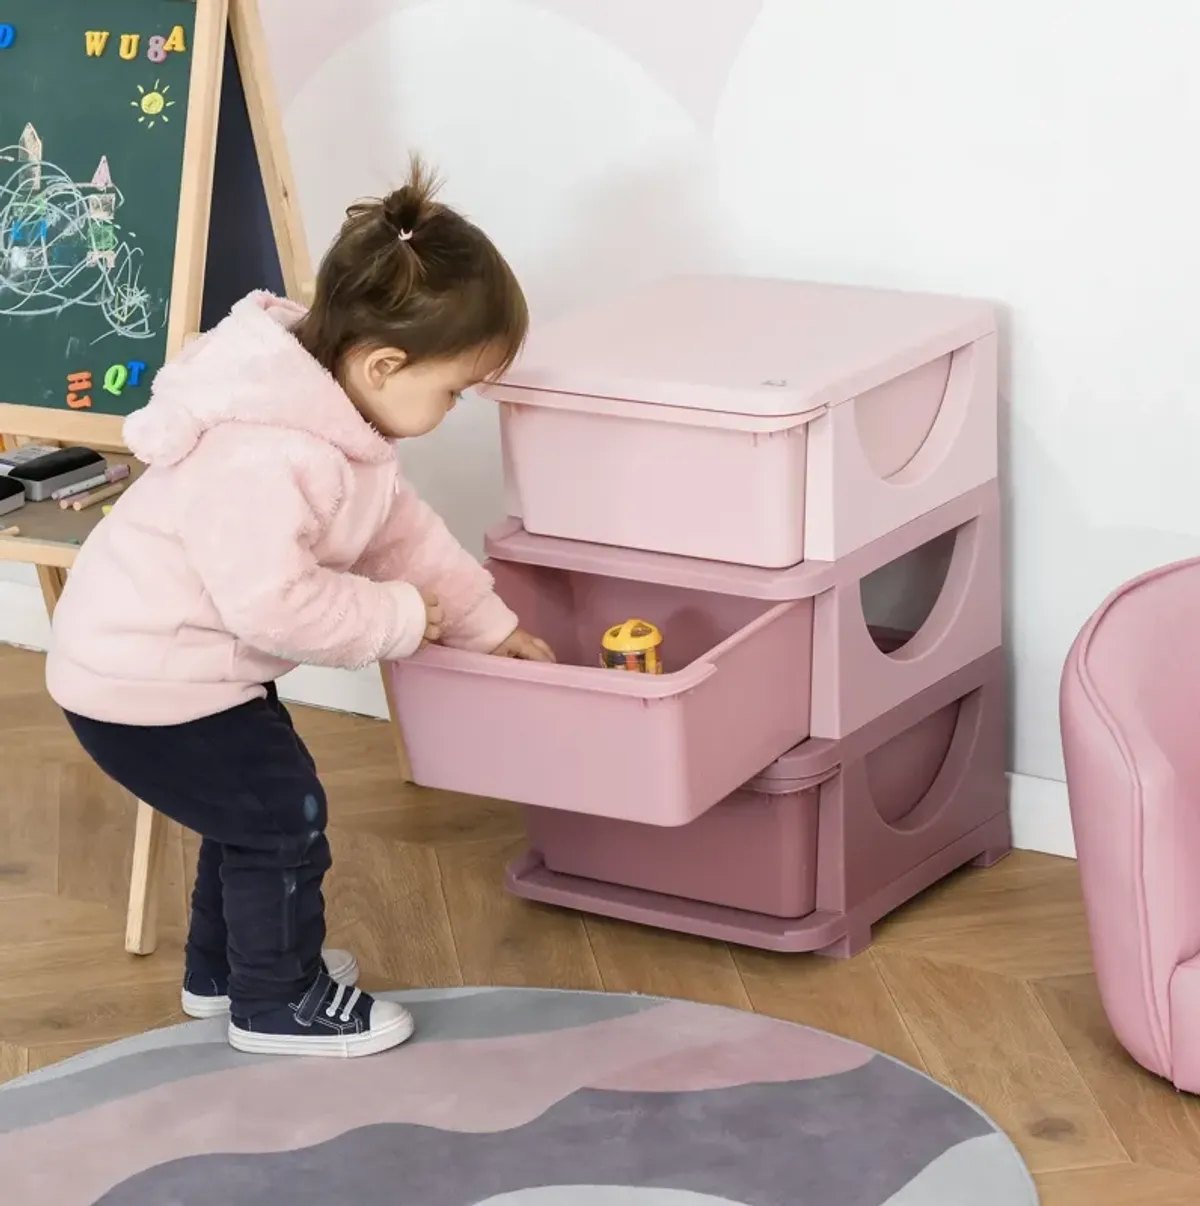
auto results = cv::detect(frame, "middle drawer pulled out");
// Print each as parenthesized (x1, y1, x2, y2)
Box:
(388, 482, 998, 827)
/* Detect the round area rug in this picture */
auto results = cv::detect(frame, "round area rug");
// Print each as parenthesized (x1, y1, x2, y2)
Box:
(0, 988, 1036, 1205)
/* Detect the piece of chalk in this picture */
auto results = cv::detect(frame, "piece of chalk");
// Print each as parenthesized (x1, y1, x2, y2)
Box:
(54, 462, 130, 503)
(0, 525, 19, 537)
(70, 481, 127, 511)
(102, 505, 113, 516)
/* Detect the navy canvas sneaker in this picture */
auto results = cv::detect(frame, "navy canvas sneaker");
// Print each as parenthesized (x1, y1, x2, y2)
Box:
(182, 948, 359, 1019)
(228, 971, 414, 1058)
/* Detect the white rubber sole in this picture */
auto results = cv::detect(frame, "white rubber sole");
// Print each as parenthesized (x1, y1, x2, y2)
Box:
(181, 991, 236, 1020)
(182, 952, 360, 1020)
(226, 1008, 415, 1058)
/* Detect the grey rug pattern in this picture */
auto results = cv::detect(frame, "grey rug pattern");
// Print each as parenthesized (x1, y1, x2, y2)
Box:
(0, 987, 1037, 1205)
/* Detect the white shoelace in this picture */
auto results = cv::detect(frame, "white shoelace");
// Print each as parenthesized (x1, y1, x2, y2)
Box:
(324, 982, 363, 1023)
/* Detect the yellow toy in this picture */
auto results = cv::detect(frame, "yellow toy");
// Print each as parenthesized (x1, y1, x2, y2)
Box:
(601, 618, 663, 674)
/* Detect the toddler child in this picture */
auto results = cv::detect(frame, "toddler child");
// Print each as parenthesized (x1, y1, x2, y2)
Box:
(46, 160, 554, 1059)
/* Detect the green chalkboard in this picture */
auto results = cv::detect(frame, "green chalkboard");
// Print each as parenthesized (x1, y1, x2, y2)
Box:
(0, 1, 197, 417)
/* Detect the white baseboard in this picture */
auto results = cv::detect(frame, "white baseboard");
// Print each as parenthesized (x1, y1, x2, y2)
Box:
(274, 663, 389, 719)
(1008, 771, 1075, 858)
(1, 574, 1075, 851)
(0, 577, 51, 649)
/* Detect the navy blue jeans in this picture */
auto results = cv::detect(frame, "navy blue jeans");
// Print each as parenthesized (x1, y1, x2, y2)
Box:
(65, 686, 329, 1016)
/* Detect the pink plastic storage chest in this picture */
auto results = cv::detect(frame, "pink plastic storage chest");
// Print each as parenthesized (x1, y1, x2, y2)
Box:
(388, 273, 1008, 958)
(488, 276, 998, 567)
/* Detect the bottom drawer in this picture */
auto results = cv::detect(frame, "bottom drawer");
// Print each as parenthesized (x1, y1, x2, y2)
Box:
(524, 656, 980, 919)
(527, 787, 819, 919)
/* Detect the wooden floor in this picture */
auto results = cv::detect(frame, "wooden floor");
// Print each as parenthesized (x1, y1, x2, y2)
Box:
(2, 645, 1200, 1202)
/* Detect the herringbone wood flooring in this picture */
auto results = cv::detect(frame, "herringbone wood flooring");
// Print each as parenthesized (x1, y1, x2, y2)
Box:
(2, 643, 1199, 1204)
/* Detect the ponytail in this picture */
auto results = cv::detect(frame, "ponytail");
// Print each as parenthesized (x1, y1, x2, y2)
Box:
(292, 155, 526, 379)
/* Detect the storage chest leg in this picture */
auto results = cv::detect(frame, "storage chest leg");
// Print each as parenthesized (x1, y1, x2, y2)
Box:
(971, 844, 1012, 868)
(816, 920, 873, 960)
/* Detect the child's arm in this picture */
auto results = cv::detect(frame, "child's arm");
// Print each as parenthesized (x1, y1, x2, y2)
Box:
(176, 432, 431, 668)
(353, 472, 518, 654)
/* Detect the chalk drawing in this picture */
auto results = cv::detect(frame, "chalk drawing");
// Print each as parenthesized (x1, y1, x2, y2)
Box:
(132, 80, 175, 129)
(0, 124, 159, 342)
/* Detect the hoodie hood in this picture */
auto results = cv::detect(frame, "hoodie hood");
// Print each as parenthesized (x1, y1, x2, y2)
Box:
(124, 292, 394, 468)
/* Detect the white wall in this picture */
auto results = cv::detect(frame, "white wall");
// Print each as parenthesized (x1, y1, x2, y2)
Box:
(257, 0, 1200, 791)
(8, 1, 1197, 827)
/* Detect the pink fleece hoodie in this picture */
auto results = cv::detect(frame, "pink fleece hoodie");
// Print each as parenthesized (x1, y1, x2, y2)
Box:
(45, 293, 518, 726)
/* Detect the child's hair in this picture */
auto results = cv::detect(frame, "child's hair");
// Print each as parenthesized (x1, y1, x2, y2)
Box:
(293, 157, 528, 379)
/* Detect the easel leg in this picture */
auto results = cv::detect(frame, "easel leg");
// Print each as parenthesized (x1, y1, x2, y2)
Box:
(29, 551, 167, 957)
(125, 802, 168, 955)
(34, 565, 68, 615)
(379, 664, 413, 784)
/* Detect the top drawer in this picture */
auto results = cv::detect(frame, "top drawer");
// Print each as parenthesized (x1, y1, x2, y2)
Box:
(488, 275, 997, 567)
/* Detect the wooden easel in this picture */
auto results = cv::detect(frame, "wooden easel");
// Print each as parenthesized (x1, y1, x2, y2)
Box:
(0, 0, 411, 956)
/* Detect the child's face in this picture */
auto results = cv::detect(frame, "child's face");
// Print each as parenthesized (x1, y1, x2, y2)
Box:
(342, 343, 507, 439)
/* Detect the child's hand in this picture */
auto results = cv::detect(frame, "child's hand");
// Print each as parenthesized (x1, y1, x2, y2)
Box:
(491, 628, 556, 662)
(422, 590, 444, 644)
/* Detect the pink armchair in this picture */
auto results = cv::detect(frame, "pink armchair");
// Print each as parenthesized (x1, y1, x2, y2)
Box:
(1061, 557, 1200, 1092)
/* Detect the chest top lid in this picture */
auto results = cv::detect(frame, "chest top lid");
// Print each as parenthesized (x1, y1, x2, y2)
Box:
(498, 275, 995, 418)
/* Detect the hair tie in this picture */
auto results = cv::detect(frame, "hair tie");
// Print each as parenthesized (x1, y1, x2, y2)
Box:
(397, 228, 414, 243)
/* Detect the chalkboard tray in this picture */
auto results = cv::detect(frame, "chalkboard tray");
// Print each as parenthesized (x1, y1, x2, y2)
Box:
(0, 452, 143, 566)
